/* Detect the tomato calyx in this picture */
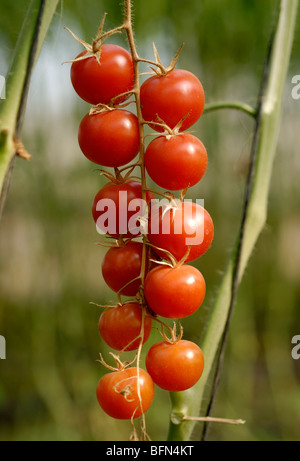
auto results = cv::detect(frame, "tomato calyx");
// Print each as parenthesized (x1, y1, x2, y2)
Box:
(90, 93, 135, 113)
(94, 166, 140, 187)
(98, 350, 137, 372)
(89, 103, 116, 115)
(147, 42, 184, 77)
(64, 28, 103, 66)
(159, 320, 184, 345)
(65, 13, 122, 65)
(147, 241, 191, 269)
(90, 298, 134, 309)
(143, 112, 192, 139)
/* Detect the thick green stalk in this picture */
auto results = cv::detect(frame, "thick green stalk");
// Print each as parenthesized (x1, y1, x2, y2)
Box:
(168, 0, 298, 441)
(0, 0, 59, 216)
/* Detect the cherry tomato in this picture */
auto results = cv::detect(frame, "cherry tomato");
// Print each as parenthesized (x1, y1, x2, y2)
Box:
(71, 45, 134, 105)
(148, 201, 214, 263)
(78, 109, 140, 167)
(145, 133, 207, 191)
(96, 367, 154, 419)
(102, 241, 146, 296)
(98, 302, 152, 351)
(92, 180, 154, 238)
(144, 264, 206, 318)
(145, 340, 204, 391)
(140, 69, 205, 132)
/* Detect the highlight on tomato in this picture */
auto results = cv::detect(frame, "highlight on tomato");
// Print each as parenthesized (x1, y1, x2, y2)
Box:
(96, 367, 155, 419)
(145, 339, 204, 392)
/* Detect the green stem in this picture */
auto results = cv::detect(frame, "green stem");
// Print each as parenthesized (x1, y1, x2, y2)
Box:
(203, 101, 257, 118)
(0, 0, 59, 218)
(168, 390, 198, 441)
(168, 0, 298, 441)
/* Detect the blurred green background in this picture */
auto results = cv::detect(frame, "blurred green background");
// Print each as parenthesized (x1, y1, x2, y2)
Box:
(0, 0, 299, 441)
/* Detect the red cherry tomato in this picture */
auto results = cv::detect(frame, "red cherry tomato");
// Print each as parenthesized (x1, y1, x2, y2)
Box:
(92, 180, 154, 239)
(102, 241, 147, 296)
(145, 340, 204, 391)
(140, 69, 205, 132)
(98, 302, 152, 351)
(78, 109, 140, 167)
(148, 201, 214, 263)
(144, 264, 206, 318)
(71, 45, 134, 105)
(96, 367, 154, 419)
(145, 133, 207, 191)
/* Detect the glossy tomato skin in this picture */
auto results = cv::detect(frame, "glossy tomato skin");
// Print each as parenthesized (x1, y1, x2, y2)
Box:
(78, 109, 140, 167)
(146, 340, 204, 391)
(92, 180, 154, 238)
(148, 201, 214, 263)
(98, 302, 152, 351)
(102, 241, 146, 296)
(144, 264, 206, 318)
(145, 133, 207, 191)
(140, 69, 205, 132)
(96, 367, 154, 419)
(71, 45, 134, 105)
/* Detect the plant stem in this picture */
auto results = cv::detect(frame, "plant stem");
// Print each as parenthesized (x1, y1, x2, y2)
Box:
(182, 416, 245, 425)
(203, 101, 257, 118)
(123, 0, 148, 287)
(123, 0, 150, 440)
(0, 0, 59, 219)
(167, 0, 298, 441)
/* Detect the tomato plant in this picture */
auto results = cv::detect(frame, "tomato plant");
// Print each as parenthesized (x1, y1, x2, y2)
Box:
(145, 340, 204, 392)
(96, 367, 155, 419)
(78, 109, 140, 167)
(98, 302, 152, 351)
(144, 264, 206, 318)
(71, 44, 134, 105)
(140, 69, 205, 132)
(145, 133, 207, 191)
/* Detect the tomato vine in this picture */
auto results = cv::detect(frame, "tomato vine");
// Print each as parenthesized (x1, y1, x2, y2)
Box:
(65, 0, 297, 443)
(66, 0, 215, 439)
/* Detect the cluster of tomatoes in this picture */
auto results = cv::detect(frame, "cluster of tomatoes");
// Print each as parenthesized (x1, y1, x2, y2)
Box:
(69, 26, 214, 423)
